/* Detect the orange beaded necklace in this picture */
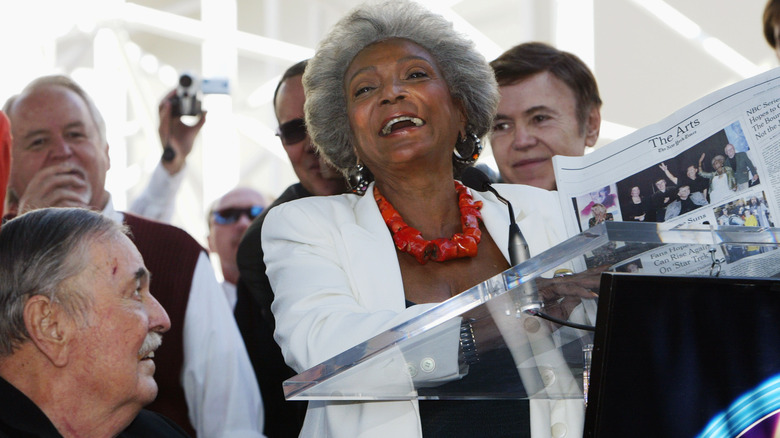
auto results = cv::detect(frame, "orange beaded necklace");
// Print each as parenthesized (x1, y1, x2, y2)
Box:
(374, 181, 483, 264)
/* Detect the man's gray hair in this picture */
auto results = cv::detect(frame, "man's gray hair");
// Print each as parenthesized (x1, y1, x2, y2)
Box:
(3, 75, 107, 145)
(303, 0, 499, 175)
(0, 208, 125, 357)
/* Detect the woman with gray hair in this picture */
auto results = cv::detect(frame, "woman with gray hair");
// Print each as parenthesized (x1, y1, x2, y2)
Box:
(262, 1, 594, 436)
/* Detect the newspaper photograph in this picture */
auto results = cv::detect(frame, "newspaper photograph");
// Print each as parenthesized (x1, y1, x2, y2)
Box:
(553, 67, 780, 278)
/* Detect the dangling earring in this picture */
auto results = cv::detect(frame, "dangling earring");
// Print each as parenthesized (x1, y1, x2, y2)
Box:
(347, 163, 370, 196)
(453, 130, 482, 165)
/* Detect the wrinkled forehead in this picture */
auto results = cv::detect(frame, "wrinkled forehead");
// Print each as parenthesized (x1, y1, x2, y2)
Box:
(59, 230, 138, 296)
(90, 233, 146, 287)
(346, 38, 439, 81)
(11, 85, 96, 133)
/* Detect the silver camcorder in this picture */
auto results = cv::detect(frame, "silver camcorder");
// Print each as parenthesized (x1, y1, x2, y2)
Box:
(170, 73, 230, 116)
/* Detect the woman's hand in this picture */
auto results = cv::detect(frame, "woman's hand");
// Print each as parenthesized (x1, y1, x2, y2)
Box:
(535, 264, 608, 321)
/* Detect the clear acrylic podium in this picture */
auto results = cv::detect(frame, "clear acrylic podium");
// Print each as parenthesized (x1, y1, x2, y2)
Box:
(283, 222, 780, 403)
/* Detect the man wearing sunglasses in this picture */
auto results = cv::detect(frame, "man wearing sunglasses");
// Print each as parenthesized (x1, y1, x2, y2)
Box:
(235, 59, 348, 438)
(272, 69, 347, 196)
(208, 187, 268, 310)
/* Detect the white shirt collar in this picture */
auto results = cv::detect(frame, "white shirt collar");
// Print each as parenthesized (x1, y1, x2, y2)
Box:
(101, 195, 125, 224)
(221, 281, 237, 311)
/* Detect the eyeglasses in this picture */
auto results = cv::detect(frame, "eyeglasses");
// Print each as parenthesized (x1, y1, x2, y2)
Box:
(212, 205, 265, 225)
(276, 118, 307, 146)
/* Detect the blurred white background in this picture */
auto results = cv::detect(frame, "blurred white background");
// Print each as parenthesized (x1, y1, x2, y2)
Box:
(1, 0, 776, 248)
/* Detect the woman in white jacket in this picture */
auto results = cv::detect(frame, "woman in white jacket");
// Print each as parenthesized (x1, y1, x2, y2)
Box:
(263, 1, 599, 436)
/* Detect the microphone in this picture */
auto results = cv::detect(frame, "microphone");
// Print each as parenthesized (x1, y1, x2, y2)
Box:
(461, 167, 531, 267)
(461, 167, 541, 312)
(460, 166, 494, 192)
(460, 168, 595, 330)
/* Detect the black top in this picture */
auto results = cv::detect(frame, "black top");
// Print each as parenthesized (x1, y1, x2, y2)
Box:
(0, 376, 190, 437)
(680, 174, 709, 196)
(622, 197, 649, 222)
(418, 361, 531, 438)
(405, 301, 531, 438)
(679, 197, 699, 215)
(651, 186, 678, 222)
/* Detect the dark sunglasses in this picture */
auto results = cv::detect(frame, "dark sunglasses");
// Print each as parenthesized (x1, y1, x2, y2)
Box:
(213, 205, 264, 225)
(276, 118, 307, 145)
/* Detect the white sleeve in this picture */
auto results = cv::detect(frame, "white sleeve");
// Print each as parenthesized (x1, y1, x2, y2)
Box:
(128, 162, 185, 223)
(182, 253, 266, 438)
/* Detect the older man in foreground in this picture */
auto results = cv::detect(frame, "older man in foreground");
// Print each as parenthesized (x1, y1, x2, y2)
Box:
(3, 75, 264, 437)
(0, 207, 188, 437)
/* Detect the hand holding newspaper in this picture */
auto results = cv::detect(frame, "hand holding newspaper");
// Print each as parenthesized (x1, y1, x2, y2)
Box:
(554, 67, 780, 278)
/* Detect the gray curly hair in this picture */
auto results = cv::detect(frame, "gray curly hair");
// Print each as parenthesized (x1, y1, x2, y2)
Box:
(303, 0, 499, 176)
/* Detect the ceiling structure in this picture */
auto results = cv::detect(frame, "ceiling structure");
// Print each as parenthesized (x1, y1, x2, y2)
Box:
(1, 0, 776, 246)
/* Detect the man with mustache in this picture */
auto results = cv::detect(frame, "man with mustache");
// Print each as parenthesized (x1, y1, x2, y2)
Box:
(3, 75, 264, 437)
(0, 207, 189, 437)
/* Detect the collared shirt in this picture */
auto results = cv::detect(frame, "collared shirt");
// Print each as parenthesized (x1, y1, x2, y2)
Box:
(104, 198, 266, 438)
(223, 281, 238, 311)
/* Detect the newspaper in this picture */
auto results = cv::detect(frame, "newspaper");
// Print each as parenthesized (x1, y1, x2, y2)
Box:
(553, 67, 780, 278)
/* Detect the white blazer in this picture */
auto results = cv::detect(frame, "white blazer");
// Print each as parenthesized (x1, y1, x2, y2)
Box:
(263, 182, 580, 438)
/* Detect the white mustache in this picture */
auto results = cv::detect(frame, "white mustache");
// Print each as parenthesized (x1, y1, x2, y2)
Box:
(138, 332, 163, 360)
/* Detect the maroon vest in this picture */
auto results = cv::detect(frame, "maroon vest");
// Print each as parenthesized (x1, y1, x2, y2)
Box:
(124, 213, 203, 437)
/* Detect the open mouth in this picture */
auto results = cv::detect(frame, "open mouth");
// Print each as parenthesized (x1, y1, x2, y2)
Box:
(139, 351, 155, 361)
(59, 168, 87, 180)
(138, 332, 162, 361)
(380, 116, 425, 136)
